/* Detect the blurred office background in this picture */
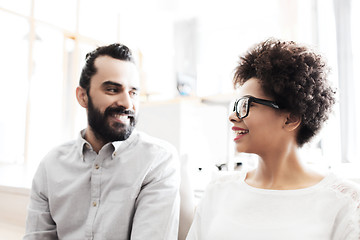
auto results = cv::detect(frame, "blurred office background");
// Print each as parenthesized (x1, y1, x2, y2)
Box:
(0, 0, 359, 238)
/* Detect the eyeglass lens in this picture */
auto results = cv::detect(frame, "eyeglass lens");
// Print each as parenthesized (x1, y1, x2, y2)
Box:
(237, 98, 248, 118)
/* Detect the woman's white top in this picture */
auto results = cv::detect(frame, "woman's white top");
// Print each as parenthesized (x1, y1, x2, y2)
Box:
(186, 170, 360, 240)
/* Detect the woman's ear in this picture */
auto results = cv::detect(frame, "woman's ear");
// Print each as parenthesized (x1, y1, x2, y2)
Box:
(76, 86, 88, 108)
(284, 113, 301, 132)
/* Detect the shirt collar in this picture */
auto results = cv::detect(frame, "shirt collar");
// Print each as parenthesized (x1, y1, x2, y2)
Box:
(77, 129, 91, 161)
(77, 128, 139, 161)
(111, 129, 139, 157)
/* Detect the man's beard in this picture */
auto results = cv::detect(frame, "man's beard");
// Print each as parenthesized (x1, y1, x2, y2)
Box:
(87, 95, 137, 143)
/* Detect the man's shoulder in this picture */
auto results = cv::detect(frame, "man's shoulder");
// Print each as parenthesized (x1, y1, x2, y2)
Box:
(134, 131, 178, 156)
(41, 139, 78, 163)
(133, 131, 180, 180)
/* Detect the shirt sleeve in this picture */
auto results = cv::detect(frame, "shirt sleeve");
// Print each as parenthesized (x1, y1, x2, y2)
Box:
(185, 207, 201, 240)
(185, 172, 229, 240)
(331, 199, 360, 240)
(130, 147, 181, 240)
(331, 180, 360, 240)
(23, 161, 58, 240)
(185, 181, 215, 240)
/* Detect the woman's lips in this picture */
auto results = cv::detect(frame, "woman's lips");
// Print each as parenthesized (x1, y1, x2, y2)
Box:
(232, 126, 249, 141)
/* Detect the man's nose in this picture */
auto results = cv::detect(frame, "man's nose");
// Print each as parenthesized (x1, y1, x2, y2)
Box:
(116, 92, 133, 110)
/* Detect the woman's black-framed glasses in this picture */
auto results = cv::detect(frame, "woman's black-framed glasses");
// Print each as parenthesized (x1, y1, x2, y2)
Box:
(233, 96, 280, 119)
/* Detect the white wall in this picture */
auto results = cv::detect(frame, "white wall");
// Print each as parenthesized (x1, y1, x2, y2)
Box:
(0, 186, 29, 239)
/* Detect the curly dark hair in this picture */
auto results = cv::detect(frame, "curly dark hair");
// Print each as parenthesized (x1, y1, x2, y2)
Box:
(233, 38, 336, 146)
(79, 43, 135, 94)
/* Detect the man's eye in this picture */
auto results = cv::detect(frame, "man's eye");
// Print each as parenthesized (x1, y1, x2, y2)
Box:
(107, 88, 118, 93)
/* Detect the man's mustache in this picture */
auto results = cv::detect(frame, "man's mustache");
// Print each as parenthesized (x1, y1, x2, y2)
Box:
(105, 107, 135, 118)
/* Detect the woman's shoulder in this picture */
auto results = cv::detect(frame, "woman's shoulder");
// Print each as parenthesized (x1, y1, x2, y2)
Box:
(209, 169, 248, 185)
(325, 173, 360, 206)
(198, 170, 248, 205)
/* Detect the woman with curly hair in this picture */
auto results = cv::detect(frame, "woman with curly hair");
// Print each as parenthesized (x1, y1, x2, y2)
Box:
(186, 39, 360, 240)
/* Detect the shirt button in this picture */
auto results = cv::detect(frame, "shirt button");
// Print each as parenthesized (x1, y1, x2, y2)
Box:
(113, 152, 116, 157)
(93, 201, 97, 207)
(95, 164, 100, 169)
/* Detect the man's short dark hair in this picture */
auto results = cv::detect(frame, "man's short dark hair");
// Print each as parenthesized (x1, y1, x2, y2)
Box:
(79, 43, 135, 93)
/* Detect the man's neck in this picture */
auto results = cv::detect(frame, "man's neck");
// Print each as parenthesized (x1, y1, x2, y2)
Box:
(84, 127, 107, 153)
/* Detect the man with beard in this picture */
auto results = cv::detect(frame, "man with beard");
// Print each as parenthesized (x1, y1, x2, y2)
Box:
(24, 43, 180, 240)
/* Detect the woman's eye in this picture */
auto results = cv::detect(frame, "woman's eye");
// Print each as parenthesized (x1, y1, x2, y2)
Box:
(130, 91, 138, 97)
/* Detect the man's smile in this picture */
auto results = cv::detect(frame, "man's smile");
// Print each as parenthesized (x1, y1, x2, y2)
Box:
(109, 113, 132, 125)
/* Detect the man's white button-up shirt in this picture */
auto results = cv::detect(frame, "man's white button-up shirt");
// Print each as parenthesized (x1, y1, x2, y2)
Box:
(24, 129, 180, 240)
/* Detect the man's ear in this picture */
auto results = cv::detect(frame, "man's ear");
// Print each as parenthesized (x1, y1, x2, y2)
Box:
(76, 86, 88, 108)
(284, 113, 301, 132)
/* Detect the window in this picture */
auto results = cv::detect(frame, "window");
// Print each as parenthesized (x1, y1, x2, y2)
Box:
(0, 11, 28, 164)
(0, 1, 114, 167)
(0, 0, 359, 175)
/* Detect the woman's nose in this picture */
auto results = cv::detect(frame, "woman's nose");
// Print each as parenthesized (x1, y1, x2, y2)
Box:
(229, 111, 240, 123)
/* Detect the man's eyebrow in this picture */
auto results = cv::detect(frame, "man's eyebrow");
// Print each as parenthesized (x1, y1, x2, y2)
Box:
(102, 81, 122, 88)
(102, 81, 139, 91)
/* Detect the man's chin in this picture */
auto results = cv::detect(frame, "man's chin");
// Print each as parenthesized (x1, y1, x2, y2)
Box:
(111, 126, 134, 140)
(101, 119, 136, 141)
(108, 117, 131, 127)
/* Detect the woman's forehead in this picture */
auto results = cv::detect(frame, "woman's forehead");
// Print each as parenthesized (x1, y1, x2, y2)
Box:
(238, 78, 267, 99)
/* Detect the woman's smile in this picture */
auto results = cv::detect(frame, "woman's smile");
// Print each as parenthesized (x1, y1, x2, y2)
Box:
(232, 126, 249, 141)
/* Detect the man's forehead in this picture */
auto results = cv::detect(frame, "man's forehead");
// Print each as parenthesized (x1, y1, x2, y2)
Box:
(92, 56, 140, 88)
(94, 55, 133, 68)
